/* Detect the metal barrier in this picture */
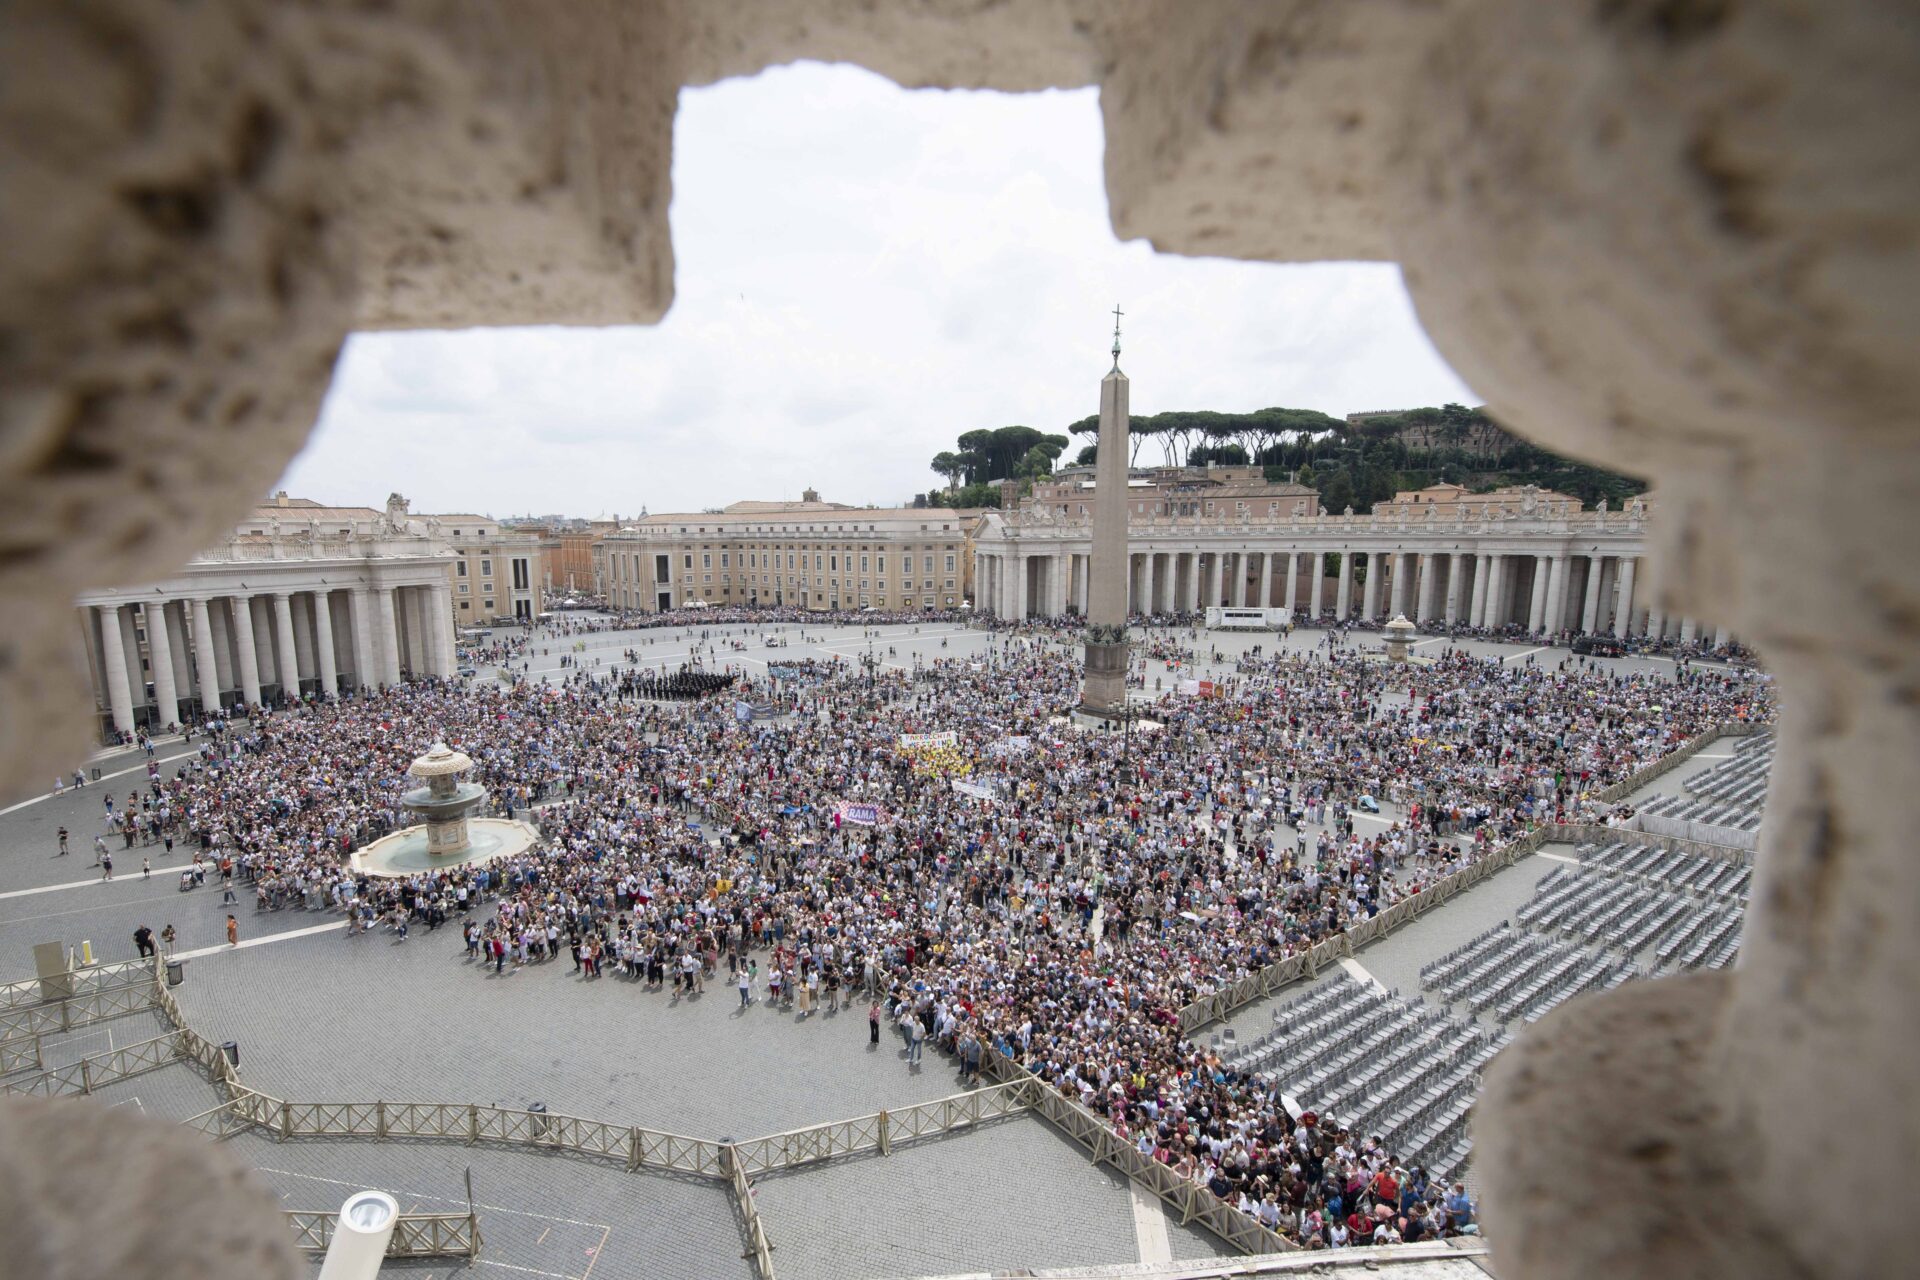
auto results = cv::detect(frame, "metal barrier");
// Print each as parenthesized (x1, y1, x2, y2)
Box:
(0, 978, 158, 1042)
(730, 1080, 1033, 1177)
(284, 1208, 482, 1259)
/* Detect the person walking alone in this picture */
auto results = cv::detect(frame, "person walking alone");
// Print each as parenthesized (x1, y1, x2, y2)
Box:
(737, 964, 753, 1008)
(225, 915, 238, 947)
(868, 1000, 881, 1047)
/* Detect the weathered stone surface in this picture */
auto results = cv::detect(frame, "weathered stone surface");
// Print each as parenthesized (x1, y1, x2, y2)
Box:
(0, 1097, 298, 1280)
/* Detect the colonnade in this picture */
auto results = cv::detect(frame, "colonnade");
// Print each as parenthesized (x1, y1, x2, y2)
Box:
(974, 545, 1720, 645)
(83, 580, 456, 736)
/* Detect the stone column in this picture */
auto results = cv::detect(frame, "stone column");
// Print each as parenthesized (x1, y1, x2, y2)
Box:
(1484, 555, 1506, 628)
(349, 588, 376, 690)
(144, 600, 180, 727)
(1595, 556, 1619, 632)
(1285, 552, 1301, 617)
(1308, 552, 1324, 618)
(1082, 353, 1131, 713)
(1613, 558, 1637, 639)
(1335, 552, 1353, 619)
(434, 584, 457, 673)
(1581, 556, 1605, 633)
(376, 587, 402, 686)
(1444, 552, 1465, 624)
(1361, 553, 1382, 619)
(272, 592, 300, 697)
(1529, 556, 1551, 632)
(231, 596, 263, 706)
(1416, 553, 1437, 623)
(1712, 624, 1729, 648)
(1185, 552, 1201, 612)
(190, 597, 220, 713)
(313, 590, 339, 696)
(208, 599, 234, 693)
(1679, 616, 1698, 642)
(1206, 552, 1222, 609)
(1546, 554, 1570, 636)
(97, 605, 135, 738)
(1469, 553, 1490, 627)
(1014, 555, 1030, 619)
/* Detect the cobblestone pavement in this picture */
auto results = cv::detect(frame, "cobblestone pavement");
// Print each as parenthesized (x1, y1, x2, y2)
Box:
(753, 1118, 1139, 1280)
(171, 924, 994, 1141)
(213, 1127, 746, 1280)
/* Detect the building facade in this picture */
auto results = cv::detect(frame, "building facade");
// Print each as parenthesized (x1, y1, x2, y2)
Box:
(600, 495, 982, 613)
(974, 488, 1717, 642)
(425, 512, 543, 624)
(1028, 464, 1322, 522)
(75, 496, 459, 737)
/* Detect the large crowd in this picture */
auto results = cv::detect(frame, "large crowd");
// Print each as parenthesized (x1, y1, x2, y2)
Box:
(95, 616, 1770, 1249)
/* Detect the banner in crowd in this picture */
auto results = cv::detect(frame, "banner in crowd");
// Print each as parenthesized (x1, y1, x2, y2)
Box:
(1176, 679, 1200, 696)
(834, 802, 885, 826)
(899, 730, 958, 749)
(986, 736, 1031, 758)
(952, 778, 999, 801)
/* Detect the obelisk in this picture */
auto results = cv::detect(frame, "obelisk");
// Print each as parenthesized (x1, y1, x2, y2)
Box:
(1081, 306, 1132, 716)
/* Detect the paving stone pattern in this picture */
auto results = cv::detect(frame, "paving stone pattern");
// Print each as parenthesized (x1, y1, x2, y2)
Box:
(752, 1117, 1137, 1280)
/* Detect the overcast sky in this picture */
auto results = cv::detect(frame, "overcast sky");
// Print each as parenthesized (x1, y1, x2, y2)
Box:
(279, 62, 1476, 519)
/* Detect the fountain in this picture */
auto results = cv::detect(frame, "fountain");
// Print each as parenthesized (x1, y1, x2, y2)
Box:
(1383, 614, 1417, 663)
(350, 742, 539, 878)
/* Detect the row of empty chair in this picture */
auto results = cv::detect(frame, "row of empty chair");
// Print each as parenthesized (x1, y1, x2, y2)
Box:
(1232, 974, 1504, 1183)
(1635, 733, 1773, 844)
(1581, 839, 1752, 902)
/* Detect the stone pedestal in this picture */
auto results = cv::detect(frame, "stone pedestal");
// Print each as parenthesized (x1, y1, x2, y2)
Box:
(1080, 638, 1129, 717)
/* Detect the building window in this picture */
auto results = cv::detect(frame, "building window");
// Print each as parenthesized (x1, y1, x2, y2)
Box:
(481, 559, 492, 575)
(457, 562, 468, 577)
(656, 555, 671, 580)
(458, 583, 469, 594)
(459, 601, 470, 610)
(684, 554, 694, 569)
(945, 554, 956, 572)
(703, 553, 712, 569)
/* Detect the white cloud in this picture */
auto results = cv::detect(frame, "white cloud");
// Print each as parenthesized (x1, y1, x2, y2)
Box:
(281, 63, 1475, 517)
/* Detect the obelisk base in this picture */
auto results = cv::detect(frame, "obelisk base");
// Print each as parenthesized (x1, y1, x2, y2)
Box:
(1080, 640, 1131, 718)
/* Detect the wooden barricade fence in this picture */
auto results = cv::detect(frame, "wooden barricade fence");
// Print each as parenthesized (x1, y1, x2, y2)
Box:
(0, 978, 159, 1043)
(0, 958, 155, 1010)
(2, 1031, 185, 1098)
(725, 1144, 778, 1280)
(0, 1034, 44, 1075)
(283, 1208, 481, 1259)
(729, 1079, 1032, 1177)
(978, 1046, 1292, 1257)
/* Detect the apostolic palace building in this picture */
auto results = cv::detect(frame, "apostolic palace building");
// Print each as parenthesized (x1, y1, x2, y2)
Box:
(597, 490, 981, 614)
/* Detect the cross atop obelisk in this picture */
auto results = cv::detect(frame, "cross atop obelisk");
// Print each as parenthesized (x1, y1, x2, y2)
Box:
(1081, 305, 1133, 716)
